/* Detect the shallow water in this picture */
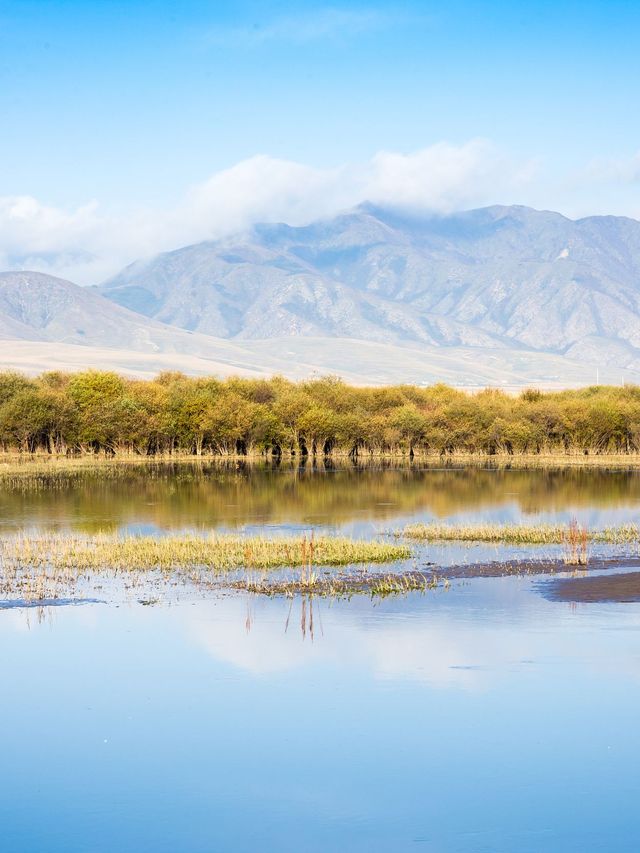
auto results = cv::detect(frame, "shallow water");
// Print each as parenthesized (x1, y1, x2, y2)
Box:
(4, 461, 640, 571)
(2, 463, 640, 851)
(2, 576, 640, 852)
(3, 461, 640, 536)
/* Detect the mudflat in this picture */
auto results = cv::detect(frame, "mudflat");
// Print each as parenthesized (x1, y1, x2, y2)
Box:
(545, 571, 640, 602)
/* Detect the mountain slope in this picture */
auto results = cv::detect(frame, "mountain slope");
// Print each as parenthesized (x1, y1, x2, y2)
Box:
(0, 269, 638, 387)
(0, 270, 169, 349)
(0, 271, 307, 376)
(98, 204, 640, 370)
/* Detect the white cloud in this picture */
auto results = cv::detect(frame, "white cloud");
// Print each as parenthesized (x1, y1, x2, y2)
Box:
(179, 155, 354, 237)
(0, 195, 165, 285)
(0, 140, 538, 285)
(366, 140, 537, 211)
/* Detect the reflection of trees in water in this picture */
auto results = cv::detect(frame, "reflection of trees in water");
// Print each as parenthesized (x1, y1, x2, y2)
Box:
(1, 461, 640, 532)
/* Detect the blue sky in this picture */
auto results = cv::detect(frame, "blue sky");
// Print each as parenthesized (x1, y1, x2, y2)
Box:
(1, 0, 640, 281)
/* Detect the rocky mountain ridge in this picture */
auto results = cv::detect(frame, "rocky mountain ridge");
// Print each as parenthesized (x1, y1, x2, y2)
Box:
(98, 204, 640, 371)
(3, 203, 640, 385)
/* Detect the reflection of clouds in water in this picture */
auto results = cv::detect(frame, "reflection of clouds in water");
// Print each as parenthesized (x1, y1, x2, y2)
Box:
(360, 622, 513, 690)
(192, 597, 319, 675)
(189, 587, 640, 691)
(3, 582, 639, 692)
(188, 594, 533, 690)
(1, 609, 34, 633)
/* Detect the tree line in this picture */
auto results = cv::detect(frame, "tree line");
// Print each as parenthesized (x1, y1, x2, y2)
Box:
(0, 369, 639, 457)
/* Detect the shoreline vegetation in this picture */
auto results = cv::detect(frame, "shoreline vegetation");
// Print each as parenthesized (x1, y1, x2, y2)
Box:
(6, 451, 640, 470)
(1, 370, 640, 459)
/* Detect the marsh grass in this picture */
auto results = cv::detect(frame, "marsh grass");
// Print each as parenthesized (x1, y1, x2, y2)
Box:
(0, 455, 201, 491)
(0, 525, 445, 604)
(0, 531, 410, 575)
(238, 569, 439, 599)
(0, 531, 412, 605)
(3, 450, 640, 493)
(369, 572, 443, 597)
(401, 521, 640, 545)
(422, 452, 640, 469)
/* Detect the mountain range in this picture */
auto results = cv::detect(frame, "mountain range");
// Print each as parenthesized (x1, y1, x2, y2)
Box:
(2, 204, 640, 386)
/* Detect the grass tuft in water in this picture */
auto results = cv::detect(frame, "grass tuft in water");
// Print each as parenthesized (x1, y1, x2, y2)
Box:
(237, 569, 442, 599)
(401, 521, 640, 545)
(0, 531, 411, 575)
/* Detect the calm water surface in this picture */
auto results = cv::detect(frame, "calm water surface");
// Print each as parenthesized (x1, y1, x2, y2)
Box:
(2, 579, 640, 852)
(3, 461, 640, 534)
(2, 464, 640, 851)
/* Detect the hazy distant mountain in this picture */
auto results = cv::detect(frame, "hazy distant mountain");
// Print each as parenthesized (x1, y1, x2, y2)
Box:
(0, 271, 170, 349)
(0, 270, 630, 387)
(5, 204, 640, 387)
(0, 271, 305, 378)
(98, 204, 640, 371)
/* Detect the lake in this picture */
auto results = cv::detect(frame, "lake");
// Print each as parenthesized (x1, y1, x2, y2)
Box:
(4, 459, 640, 534)
(1, 462, 640, 851)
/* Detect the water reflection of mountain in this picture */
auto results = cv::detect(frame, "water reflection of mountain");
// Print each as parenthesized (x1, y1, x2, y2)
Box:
(2, 461, 640, 532)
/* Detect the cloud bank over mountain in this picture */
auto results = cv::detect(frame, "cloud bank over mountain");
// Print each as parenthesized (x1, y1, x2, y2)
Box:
(0, 139, 554, 285)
